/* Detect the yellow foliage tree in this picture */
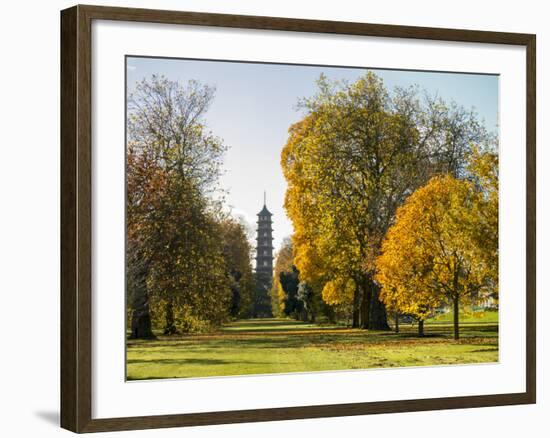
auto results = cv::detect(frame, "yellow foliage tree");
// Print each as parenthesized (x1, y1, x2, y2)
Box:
(376, 173, 497, 339)
(271, 238, 295, 316)
(282, 72, 494, 330)
(322, 277, 356, 306)
(468, 147, 499, 296)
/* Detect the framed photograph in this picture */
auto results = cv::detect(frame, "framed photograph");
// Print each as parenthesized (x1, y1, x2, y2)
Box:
(60, 4, 536, 433)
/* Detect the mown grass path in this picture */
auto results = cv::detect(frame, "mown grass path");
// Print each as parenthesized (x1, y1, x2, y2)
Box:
(126, 318, 498, 380)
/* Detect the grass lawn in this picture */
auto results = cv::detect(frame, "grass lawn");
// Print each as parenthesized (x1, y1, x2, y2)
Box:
(426, 309, 499, 324)
(126, 317, 498, 380)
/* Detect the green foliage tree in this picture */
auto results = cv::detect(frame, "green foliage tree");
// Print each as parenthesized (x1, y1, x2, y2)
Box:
(296, 282, 315, 322)
(280, 267, 302, 318)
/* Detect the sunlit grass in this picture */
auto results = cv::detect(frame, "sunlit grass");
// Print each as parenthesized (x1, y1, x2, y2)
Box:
(126, 317, 498, 380)
(426, 309, 498, 324)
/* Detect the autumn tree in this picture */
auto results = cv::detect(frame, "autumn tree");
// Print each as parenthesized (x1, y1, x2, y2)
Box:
(219, 218, 256, 318)
(127, 75, 230, 337)
(376, 171, 497, 339)
(282, 72, 491, 329)
(321, 277, 356, 324)
(136, 166, 231, 334)
(128, 75, 226, 191)
(467, 147, 499, 296)
(270, 237, 295, 317)
(126, 147, 166, 338)
(282, 113, 369, 327)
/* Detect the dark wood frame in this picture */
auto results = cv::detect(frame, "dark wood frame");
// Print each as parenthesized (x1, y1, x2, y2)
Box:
(61, 4, 536, 433)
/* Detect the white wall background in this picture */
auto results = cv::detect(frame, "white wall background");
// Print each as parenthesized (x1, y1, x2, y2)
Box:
(0, 0, 546, 436)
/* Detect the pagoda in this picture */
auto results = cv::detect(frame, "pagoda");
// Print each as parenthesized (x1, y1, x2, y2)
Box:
(253, 192, 273, 317)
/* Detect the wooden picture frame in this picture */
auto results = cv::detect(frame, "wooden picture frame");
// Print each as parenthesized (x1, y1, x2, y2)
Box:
(61, 4, 536, 433)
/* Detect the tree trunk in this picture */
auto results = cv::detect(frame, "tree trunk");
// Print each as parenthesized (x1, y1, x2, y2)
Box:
(352, 287, 361, 328)
(163, 298, 177, 335)
(130, 298, 154, 339)
(326, 306, 336, 324)
(368, 284, 390, 330)
(453, 294, 460, 340)
(360, 275, 373, 329)
(129, 258, 154, 339)
(309, 304, 316, 323)
(418, 319, 424, 337)
(360, 285, 371, 329)
(395, 313, 399, 333)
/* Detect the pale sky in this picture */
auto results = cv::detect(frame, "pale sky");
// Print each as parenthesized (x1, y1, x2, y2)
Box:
(127, 56, 498, 252)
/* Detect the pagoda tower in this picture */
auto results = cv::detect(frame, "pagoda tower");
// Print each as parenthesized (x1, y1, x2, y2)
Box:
(253, 192, 273, 317)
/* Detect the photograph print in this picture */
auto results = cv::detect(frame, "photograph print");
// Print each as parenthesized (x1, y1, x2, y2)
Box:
(125, 56, 499, 381)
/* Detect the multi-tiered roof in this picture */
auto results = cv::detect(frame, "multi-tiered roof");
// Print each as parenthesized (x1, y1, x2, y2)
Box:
(255, 200, 274, 278)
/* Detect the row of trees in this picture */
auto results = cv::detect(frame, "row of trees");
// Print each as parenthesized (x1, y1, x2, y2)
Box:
(277, 72, 497, 338)
(127, 76, 256, 338)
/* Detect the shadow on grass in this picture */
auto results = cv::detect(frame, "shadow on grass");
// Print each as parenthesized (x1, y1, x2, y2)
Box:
(224, 318, 311, 327)
(221, 324, 343, 333)
(127, 357, 278, 366)
(136, 333, 385, 350)
(126, 320, 500, 359)
(469, 348, 499, 353)
(129, 376, 182, 380)
(128, 328, 499, 355)
(383, 332, 447, 339)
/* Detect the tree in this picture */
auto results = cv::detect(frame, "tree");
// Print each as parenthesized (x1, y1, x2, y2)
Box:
(271, 239, 290, 316)
(126, 75, 230, 337)
(219, 218, 255, 318)
(376, 173, 497, 339)
(279, 267, 302, 317)
(271, 238, 309, 319)
(296, 282, 316, 322)
(282, 73, 491, 329)
(126, 145, 167, 338)
(145, 182, 231, 334)
(467, 147, 499, 296)
(128, 75, 226, 193)
(321, 277, 355, 323)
